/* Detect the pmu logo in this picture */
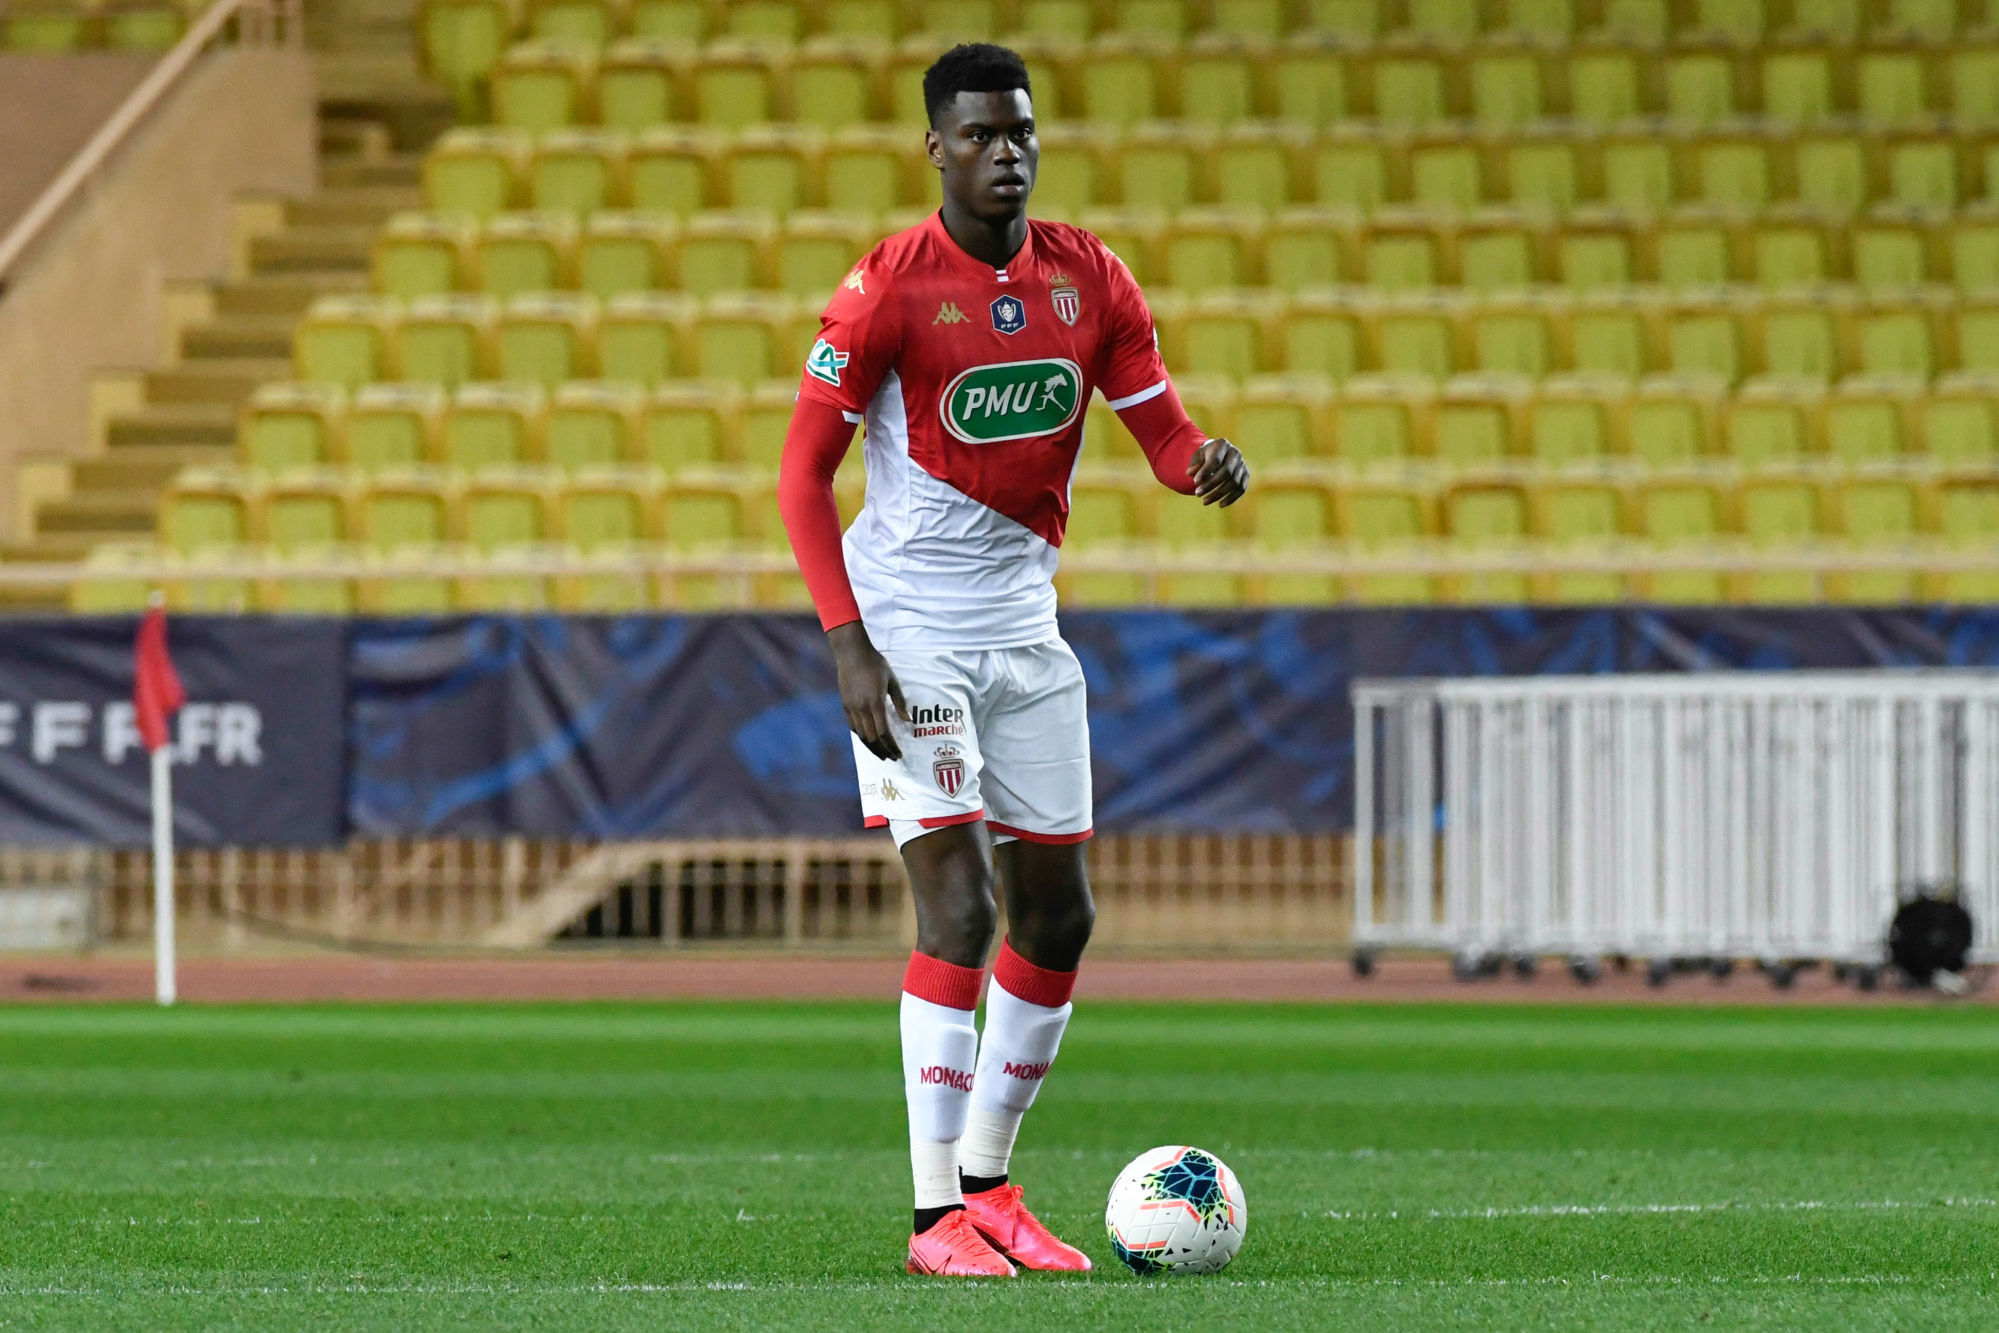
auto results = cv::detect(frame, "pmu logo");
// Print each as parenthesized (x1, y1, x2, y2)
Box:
(1003, 1060, 1051, 1080)
(939, 358, 1084, 444)
(918, 1065, 973, 1091)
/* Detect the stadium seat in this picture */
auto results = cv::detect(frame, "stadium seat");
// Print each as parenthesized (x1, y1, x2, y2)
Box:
(295, 296, 399, 390)
(1360, 211, 1444, 291)
(1179, 34, 1262, 126)
(887, 36, 953, 124)
(775, 211, 874, 298)
(1308, 129, 1389, 214)
(1794, 133, 1870, 215)
(241, 383, 348, 473)
(824, 0, 902, 40)
(1468, 294, 1557, 379)
(492, 39, 596, 130)
(1852, 296, 1939, 379)
(530, 129, 627, 214)
(1371, 52, 1451, 127)
(1118, 121, 1210, 212)
(1064, 467, 1155, 606)
(661, 469, 756, 606)
(1469, 47, 1546, 129)
(599, 292, 696, 385)
(418, 0, 509, 114)
(398, 294, 498, 388)
(462, 469, 555, 552)
(441, 381, 547, 470)
(677, 211, 777, 295)
(356, 543, 460, 614)
(1335, 478, 1438, 603)
(824, 125, 923, 215)
(692, 293, 797, 385)
(1215, 123, 1306, 216)
(1931, 477, 1999, 599)
(475, 212, 578, 297)
(1443, 482, 1533, 603)
(1568, 290, 1657, 379)
(1173, 289, 1277, 379)
(1531, 477, 1630, 602)
(736, 380, 801, 472)
(1434, 375, 1532, 470)
(1365, 291, 1460, 380)
(598, 39, 683, 131)
(578, 212, 679, 298)
(1756, 290, 1848, 381)
(1264, 209, 1348, 291)
(262, 469, 355, 552)
(694, 39, 782, 128)
(1627, 374, 1725, 466)
(1824, 375, 1921, 464)
(630, 127, 723, 216)
(643, 380, 741, 468)
(1857, 46, 1929, 124)
(530, 0, 614, 47)
(425, 128, 529, 220)
(1077, 208, 1165, 286)
(161, 468, 258, 554)
(1732, 474, 1822, 603)
(1922, 372, 1999, 466)
(496, 292, 599, 387)
(1080, 35, 1167, 125)
(375, 213, 476, 299)
(1247, 471, 1338, 604)
(346, 383, 448, 473)
(256, 544, 359, 615)
(1664, 47, 1741, 127)
(1828, 474, 1926, 602)
(1851, 210, 1935, 290)
(1635, 476, 1728, 601)
(545, 381, 646, 471)
(1505, 133, 1582, 216)
(1528, 374, 1622, 467)
(1234, 374, 1332, 462)
(1280, 288, 1364, 381)
(1762, 48, 1835, 124)
(1272, 34, 1347, 126)
(724, 125, 825, 215)
(1663, 292, 1746, 383)
(725, 0, 802, 42)
(791, 36, 887, 129)
(1725, 377, 1822, 467)
(1568, 42, 1645, 124)
(1457, 211, 1548, 292)
(1330, 375, 1432, 467)
(1301, 0, 1380, 41)
(1411, 141, 1485, 215)
(1165, 208, 1261, 291)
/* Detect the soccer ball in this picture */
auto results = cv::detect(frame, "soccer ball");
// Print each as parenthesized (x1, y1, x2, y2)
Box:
(1104, 1145, 1246, 1275)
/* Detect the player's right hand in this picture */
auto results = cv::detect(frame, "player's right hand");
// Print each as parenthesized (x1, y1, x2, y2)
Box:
(828, 621, 909, 761)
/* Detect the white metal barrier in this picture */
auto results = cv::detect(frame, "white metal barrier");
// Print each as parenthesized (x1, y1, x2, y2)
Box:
(1352, 671, 1999, 984)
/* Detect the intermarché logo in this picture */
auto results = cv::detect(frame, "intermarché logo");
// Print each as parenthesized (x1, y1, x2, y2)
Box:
(939, 358, 1084, 444)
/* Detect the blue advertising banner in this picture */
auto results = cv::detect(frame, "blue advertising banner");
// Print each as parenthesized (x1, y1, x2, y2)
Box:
(345, 608, 1999, 840)
(0, 616, 347, 846)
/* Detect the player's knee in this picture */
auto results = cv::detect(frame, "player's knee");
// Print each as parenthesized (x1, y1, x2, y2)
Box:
(921, 884, 997, 963)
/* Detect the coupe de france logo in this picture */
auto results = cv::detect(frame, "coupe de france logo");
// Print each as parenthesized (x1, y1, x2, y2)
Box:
(990, 294, 1026, 336)
(933, 744, 966, 797)
(805, 338, 848, 387)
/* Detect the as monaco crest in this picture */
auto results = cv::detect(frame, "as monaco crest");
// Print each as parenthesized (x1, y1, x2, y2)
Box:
(932, 744, 966, 797)
(1051, 285, 1080, 326)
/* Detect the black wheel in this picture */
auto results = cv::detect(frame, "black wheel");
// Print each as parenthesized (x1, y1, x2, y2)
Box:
(1568, 956, 1601, 985)
(1708, 958, 1735, 981)
(1646, 958, 1672, 988)
(1610, 954, 1632, 973)
(1451, 951, 1481, 982)
(1351, 949, 1376, 979)
(1831, 962, 1850, 984)
(1513, 954, 1538, 980)
(1855, 966, 1881, 993)
(1769, 963, 1798, 990)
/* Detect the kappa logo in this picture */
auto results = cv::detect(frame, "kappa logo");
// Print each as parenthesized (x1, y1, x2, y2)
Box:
(878, 777, 903, 802)
(933, 302, 969, 325)
(1003, 1060, 1051, 1081)
(918, 1065, 974, 1091)
(805, 338, 848, 387)
(843, 266, 866, 293)
(990, 293, 1027, 335)
(932, 743, 966, 798)
(940, 358, 1084, 444)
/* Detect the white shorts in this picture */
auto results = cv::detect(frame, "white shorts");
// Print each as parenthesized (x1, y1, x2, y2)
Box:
(854, 638, 1093, 849)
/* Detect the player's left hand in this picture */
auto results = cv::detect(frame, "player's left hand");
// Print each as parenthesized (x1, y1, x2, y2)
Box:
(1188, 438, 1248, 507)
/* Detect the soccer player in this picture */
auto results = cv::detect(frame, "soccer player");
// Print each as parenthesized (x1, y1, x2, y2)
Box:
(778, 43, 1250, 1278)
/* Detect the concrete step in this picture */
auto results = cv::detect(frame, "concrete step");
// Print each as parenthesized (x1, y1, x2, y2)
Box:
(249, 226, 375, 276)
(322, 154, 424, 191)
(0, 583, 73, 612)
(106, 405, 236, 449)
(183, 315, 296, 361)
(8, 534, 101, 564)
(145, 359, 290, 406)
(76, 444, 237, 491)
(319, 116, 393, 164)
(214, 271, 368, 318)
(287, 185, 423, 229)
(36, 490, 159, 536)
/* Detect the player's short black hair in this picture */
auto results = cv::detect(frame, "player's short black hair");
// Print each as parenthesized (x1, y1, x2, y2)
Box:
(922, 43, 1032, 128)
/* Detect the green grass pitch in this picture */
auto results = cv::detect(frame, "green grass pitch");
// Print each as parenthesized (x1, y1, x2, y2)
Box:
(0, 999, 1994, 1330)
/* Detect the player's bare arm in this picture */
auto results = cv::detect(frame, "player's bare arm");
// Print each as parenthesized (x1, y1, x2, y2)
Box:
(828, 620, 907, 762)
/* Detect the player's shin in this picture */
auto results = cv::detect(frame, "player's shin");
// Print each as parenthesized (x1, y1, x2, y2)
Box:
(960, 938, 1076, 1188)
(900, 951, 984, 1234)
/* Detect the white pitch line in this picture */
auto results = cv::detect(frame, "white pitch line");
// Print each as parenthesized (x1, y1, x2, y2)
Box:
(1326, 1197, 1999, 1221)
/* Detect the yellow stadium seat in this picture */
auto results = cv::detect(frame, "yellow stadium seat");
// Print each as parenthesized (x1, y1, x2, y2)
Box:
(1084, 393, 1146, 466)
(1164, 208, 1262, 291)
(1827, 474, 1926, 603)
(1410, 140, 1485, 215)
(1214, 122, 1305, 215)
(1179, 33, 1263, 126)
(1532, 474, 1631, 602)
(1793, 131, 1870, 215)
(578, 212, 678, 298)
(356, 541, 460, 613)
(598, 39, 684, 131)
(171, 543, 263, 614)
(1725, 377, 1823, 467)
(776, 211, 875, 298)
(561, 466, 662, 548)
(295, 295, 399, 389)
(1280, 288, 1364, 381)
(1923, 371, 1999, 466)
(346, 383, 448, 473)
(455, 542, 559, 612)
(825, 124, 924, 215)
(1469, 46, 1546, 129)
(1235, 374, 1332, 462)
(425, 128, 529, 219)
(530, 129, 628, 214)
(1503, 0, 1578, 40)
(1654, 209, 1738, 289)
(599, 292, 696, 385)
(1059, 466, 1153, 604)
(1364, 290, 1462, 381)
(1626, 373, 1725, 466)
(497, 292, 599, 387)
(1857, 44, 1930, 124)
(630, 127, 722, 216)
(1307, 127, 1389, 214)
(661, 468, 757, 606)
(162, 467, 259, 554)
(678, 210, 777, 295)
(1851, 294, 1940, 379)
(442, 382, 547, 471)
(725, 0, 802, 42)
(737, 379, 801, 472)
(492, 39, 596, 131)
(1456, 210, 1550, 292)
(1568, 288, 1659, 379)
(545, 380, 646, 471)
(1634, 475, 1728, 602)
(397, 294, 499, 388)
(1954, 294, 1999, 372)
(1555, 210, 1640, 291)
(1755, 289, 1849, 381)
(1930, 476, 1999, 600)
(724, 125, 825, 215)
(1173, 289, 1278, 379)
(1949, 39, 1999, 124)
(1599, 133, 1675, 215)
(462, 468, 555, 551)
(1789, 0, 1859, 39)
(256, 544, 359, 616)
(419, 0, 509, 117)
(1528, 373, 1624, 467)
(1850, 209, 1936, 290)
(1824, 374, 1921, 465)
(1264, 208, 1348, 291)
(241, 383, 348, 473)
(1076, 207, 1165, 286)
(824, 0, 902, 39)
(1731, 474, 1822, 603)
(1117, 121, 1209, 212)
(375, 212, 476, 299)
(1434, 375, 1532, 470)
(1360, 211, 1445, 291)
(1370, 52, 1451, 128)
(694, 39, 783, 129)
(887, 35, 952, 125)
(1885, 136, 1959, 211)
(790, 35, 887, 129)
(1443, 481, 1532, 603)
(1301, 0, 1380, 41)
(263, 468, 356, 552)
(1212, 0, 1286, 39)
(693, 293, 798, 385)
(1505, 131, 1582, 215)
(1664, 46, 1741, 127)
(1761, 47, 1835, 125)
(1248, 470, 1339, 605)
(1468, 292, 1559, 379)
(1336, 478, 1438, 604)
(1018, 0, 1093, 40)
(643, 380, 742, 468)
(1330, 375, 1433, 467)
(531, 0, 614, 48)
(1749, 214, 1834, 290)
(1567, 40, 1645, 124)
(1690, 132, 1774, 213)
(1080, 35, 1168, 125)
(1947, 210, 1999, 289)
(1154, 466, 1243, 606)
(1105, 0, 1184, 38)
(912, 0, 998, 39)
(1010, 34, 1076, 122)
(1271, 33, 1347, 126)
(475, 211, 578, 297)
(1662, 291, 1746, 383)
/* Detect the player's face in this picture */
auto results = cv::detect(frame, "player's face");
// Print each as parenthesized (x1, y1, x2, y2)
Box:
(927, 90, 1038, 221)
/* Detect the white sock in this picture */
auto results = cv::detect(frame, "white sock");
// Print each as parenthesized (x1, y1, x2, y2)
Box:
(900, 953, 984, 1211)
(961, 943, 1075, 1181)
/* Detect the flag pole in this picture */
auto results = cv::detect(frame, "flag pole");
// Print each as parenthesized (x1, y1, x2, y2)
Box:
(144, 591, 176, 1007)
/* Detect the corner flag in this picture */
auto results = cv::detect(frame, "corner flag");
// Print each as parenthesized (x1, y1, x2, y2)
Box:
(135, 600, 184, 1005)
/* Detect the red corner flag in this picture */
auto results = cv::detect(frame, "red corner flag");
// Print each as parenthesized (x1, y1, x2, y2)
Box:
(134, 605, 186, 754)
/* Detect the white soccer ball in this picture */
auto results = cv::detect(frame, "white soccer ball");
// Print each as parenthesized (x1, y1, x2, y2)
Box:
(1104, 1144, 1247, 1275)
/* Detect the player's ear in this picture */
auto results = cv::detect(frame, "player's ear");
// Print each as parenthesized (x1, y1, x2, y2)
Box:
(924, 128, 944, 169)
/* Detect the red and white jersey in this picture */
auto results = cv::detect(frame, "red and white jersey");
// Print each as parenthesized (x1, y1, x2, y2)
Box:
(796, 211, 1174, 652)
